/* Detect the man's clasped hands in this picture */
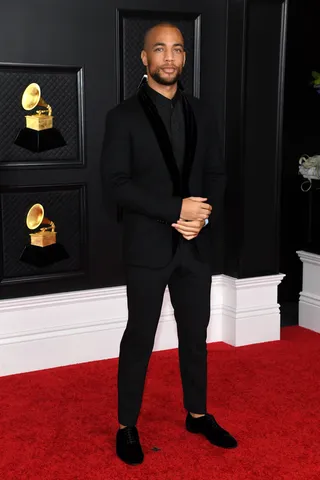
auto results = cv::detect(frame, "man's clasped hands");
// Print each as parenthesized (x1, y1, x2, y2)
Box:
(171, 197, 212, 241)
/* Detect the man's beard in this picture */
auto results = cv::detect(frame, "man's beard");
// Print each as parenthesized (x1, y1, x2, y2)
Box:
(149, 67, 182, 86)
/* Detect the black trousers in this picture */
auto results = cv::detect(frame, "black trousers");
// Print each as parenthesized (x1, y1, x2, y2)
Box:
(118, 240, 212, 426)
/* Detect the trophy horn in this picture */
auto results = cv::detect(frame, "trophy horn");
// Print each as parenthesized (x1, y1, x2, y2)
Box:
(21, 83, 52, 116)
(26, 203, 54, 231)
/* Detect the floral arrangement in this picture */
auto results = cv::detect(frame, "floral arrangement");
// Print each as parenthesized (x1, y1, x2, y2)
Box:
(299, 154, 320, 191)
(299, 154, 320, 178)
(297, 74, 320, 191)
(311, 71, 320, 94)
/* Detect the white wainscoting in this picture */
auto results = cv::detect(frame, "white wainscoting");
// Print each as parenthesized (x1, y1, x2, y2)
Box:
(297, 250, 320, 334)
(0, 273, 284, 377)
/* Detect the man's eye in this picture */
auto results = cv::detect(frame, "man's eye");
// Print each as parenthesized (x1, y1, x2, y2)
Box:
(154, 47, 163, 52)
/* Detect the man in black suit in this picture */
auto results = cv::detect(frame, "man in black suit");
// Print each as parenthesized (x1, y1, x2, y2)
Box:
(101, 23, 237, 465)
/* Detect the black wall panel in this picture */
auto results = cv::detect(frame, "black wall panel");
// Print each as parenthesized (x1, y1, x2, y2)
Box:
(117, 10, 201, 100)
(224, 0, 288, 278)
(279, 0, 320, 324)
(241, 0, 287, 277)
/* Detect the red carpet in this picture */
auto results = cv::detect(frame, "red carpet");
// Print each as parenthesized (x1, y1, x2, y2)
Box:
(0, 326, 320, 480)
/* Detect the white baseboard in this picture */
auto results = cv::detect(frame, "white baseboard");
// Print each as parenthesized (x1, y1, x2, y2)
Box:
(297, 250, 320, 334)
(0, 273, 284, 377)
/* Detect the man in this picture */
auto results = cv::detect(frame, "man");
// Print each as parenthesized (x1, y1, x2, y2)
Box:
(101, 23, 237, 465)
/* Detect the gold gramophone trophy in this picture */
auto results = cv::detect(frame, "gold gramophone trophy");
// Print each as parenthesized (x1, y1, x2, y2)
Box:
(26, 203, 56, 247)
(20, 203, 68, 267)
(14, 83, 66, 152)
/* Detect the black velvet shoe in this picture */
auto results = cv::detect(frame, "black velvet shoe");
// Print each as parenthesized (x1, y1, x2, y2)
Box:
(116, 426, 144, 465)
(186, 413, 238, 449)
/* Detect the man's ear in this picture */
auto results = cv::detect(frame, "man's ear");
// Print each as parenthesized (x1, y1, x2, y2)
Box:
(141, 50, 148, 67)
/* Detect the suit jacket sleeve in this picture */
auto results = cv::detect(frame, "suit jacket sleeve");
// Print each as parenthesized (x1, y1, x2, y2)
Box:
(203, 115, 227, 225)
(101, 107, 182, 223)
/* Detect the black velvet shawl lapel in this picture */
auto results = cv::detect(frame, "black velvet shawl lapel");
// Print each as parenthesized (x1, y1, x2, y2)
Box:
(137, 84, 197, 197)
(137, 85, 181, 196)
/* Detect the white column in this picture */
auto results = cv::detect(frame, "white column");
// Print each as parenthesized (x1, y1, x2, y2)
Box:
(220, 273, 285, 346)
(297, 250, 320, 333)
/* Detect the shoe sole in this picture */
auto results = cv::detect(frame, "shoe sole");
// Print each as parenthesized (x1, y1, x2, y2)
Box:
(116, 452, 144, 465)
(186, 426, 238, 449)
(117, 457, 144, 465)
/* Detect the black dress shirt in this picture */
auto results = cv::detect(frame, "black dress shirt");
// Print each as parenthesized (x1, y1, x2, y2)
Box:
(145, 84, 185, 172)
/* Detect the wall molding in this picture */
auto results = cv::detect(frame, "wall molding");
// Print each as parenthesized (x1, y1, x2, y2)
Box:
(0, 273, 284, 377)
(297, 250, 320, 334)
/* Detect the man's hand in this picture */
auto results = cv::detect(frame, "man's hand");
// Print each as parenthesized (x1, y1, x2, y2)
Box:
(180, 197, 212, 221)
(171, 219, 205, 240)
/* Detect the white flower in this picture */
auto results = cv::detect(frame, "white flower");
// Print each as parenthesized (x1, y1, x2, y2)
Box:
(299, 154, 320, 180)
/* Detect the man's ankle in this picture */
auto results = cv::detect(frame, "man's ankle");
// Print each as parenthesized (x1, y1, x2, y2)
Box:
(119, 424, 127, 429)
(190, 412, 205, 419)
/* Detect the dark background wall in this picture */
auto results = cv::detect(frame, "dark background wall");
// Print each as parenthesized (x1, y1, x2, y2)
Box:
(224, 0, 287, 279)
(0, 0, 227, 299)
(279, 0, 320, 325)
(0, 0, 288, 303)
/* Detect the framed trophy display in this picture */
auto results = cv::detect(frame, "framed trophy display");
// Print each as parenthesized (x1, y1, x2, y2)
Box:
(0, 63, 85, 168)
(0, 184, 87, 285)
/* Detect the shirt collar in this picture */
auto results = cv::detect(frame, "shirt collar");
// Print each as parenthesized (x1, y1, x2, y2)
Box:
(145, 83, 181, 108)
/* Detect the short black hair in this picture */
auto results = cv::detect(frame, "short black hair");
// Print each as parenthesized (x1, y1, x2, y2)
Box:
(143, 22, 184, 49)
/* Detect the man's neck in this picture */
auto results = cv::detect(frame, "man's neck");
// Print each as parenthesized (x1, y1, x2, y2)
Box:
(147, 76, 178, 100)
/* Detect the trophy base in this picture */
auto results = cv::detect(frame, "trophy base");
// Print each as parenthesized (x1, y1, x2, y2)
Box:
(30, 231, 57, 248)
(14, 127, 66, 153)
(20, 243, 69, 267)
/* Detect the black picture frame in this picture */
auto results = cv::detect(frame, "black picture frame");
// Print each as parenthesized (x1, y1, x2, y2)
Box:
(0, 183, 87, 285)
(0, 62, 86, 169)
(116, 9, 201, 102)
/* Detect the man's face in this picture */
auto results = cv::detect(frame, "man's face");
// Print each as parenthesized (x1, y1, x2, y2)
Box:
(141, 26, 186, 86)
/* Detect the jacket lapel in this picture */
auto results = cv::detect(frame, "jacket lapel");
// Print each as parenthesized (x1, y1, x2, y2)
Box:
(137, 84, 197, 197)
(137, 85, 181, 196)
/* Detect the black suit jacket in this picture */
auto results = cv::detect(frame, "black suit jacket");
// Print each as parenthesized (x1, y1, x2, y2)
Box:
(101, 84, 226, 268)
